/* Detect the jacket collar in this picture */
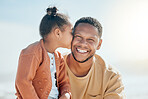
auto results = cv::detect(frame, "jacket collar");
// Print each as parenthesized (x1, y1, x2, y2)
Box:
(39, 39, 60, 67)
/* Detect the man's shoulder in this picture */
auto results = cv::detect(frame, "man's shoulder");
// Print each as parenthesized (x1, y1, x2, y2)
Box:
(94, 54, 120, 75)
(94, 55, 124, 98)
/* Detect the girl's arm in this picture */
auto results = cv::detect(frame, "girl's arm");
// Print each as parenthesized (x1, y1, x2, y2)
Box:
(15, 51, 39, 99)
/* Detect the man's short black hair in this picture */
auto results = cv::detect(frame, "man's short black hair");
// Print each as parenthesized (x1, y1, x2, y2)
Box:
(73, 17, 102, 38)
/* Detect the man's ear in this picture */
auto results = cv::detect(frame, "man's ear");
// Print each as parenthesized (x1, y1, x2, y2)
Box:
(53, 28, 62, 40)
(97, 39, 102, 50)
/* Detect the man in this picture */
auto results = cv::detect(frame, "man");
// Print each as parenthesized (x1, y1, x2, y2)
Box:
(64, 17, 125, 99)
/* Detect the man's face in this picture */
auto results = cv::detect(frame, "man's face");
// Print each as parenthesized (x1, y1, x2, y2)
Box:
(71, 23, 102, 63)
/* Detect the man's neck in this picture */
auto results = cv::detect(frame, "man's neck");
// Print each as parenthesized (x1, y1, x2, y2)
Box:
(67, 54, 94, 77)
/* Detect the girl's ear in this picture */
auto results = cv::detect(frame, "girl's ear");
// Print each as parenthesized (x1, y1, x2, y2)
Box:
(53, 28, 62, 40)
(97, 39, 102, 50)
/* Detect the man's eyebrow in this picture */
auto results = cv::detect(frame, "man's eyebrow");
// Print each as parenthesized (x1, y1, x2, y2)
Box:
(74, 32, 81, 34)
(88, 37, 96, 39)
(74, 33, 82, 35)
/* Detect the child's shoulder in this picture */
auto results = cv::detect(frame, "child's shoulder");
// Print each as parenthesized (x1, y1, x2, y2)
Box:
(21, 41, 41, 55)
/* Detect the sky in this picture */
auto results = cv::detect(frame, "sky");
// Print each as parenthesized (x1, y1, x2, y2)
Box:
(0, 0, 148, 75)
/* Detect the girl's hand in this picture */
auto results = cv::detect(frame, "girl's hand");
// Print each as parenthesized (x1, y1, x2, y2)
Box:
(59, 93, 70, 99)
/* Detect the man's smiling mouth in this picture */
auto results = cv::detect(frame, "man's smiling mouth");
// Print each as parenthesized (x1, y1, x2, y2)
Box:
(76, 48, 88, 53)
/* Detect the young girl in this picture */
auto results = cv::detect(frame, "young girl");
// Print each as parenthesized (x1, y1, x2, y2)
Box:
(15, 7, 72, 99)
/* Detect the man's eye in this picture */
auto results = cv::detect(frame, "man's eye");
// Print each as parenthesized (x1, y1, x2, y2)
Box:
(76, 36, 80, 38)
(74, 35, 80, 38)
(74, 35, 82, 40)
(87, 39, 94, 42)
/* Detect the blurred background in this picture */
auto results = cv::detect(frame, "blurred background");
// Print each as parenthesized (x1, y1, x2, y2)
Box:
(0, 0, 148, 98)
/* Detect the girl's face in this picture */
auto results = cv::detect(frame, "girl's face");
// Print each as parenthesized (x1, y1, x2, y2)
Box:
(61, 24, 73, 49)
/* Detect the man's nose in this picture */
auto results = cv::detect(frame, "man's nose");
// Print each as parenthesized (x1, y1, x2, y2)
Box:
(79, 39, 88, 47)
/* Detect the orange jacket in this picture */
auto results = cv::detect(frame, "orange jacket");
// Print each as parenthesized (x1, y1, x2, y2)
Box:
(15, 39, 71, 99)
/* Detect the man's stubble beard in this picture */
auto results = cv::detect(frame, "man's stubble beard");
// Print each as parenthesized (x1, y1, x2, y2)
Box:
(71, 51, 94, 63)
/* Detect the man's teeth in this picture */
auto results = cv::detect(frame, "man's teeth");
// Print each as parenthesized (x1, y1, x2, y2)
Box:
(77, 49, 87, 53)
